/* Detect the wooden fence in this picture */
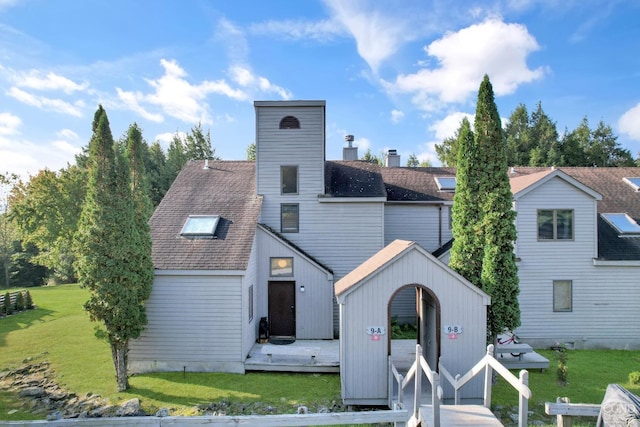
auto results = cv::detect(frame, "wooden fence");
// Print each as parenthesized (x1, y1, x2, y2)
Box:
(0, 289, 29, 313)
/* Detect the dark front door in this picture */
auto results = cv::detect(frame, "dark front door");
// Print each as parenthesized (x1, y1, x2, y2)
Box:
(268, 281, 296, 337)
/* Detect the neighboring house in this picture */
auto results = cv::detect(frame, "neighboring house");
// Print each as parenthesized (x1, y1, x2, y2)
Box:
(129, 100, 640, 374)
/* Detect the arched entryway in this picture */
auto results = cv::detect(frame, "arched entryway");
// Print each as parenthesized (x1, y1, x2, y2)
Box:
(388, 284, 441, 372)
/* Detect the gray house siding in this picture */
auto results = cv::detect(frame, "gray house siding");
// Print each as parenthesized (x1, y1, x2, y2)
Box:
(129, 272, 245, 374)
(256, 226, 334, 339)
(512, 176, 640, 348)
(384, 204, 452, 252)
(242, 237, 259, 357)
(337, 243, 489, 405)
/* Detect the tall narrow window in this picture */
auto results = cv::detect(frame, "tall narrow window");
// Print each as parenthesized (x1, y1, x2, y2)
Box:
(281, 204, 299, 233)
(281, 165, 298, 194)
(538, 209, 573, 240)
(553, 280, 572, 312)
(248, 285, 254, 322)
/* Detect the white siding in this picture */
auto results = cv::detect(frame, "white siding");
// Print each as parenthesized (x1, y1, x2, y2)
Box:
(384, 204, 452, 252)
(513, 177, 640, 349)
(256, 227, 334, 339)
(129, 273, 244, 373)
(340, 248, 488, 404)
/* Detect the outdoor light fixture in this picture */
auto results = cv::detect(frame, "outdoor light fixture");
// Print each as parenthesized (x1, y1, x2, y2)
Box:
(299, 285, 305, 293)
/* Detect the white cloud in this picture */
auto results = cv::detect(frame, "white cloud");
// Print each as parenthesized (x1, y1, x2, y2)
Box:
(0, 112, 21, 135)
(619, 103, 640, 141)
(52, 139, 82, 157)
(391, 109, 404, 123)
(229, 66, 292, 100)
(250, 18, 344, 42)
(355, 136, 371, 152)
(385, 18, 546, 110)
(429, 112, 474, 140)
(323, 0, 420, 73)
(154, 131, 187, 150)
(13, 70, 88, 93)
(116, 87, 164, 123)
(56, 128, 79, 140)
(7, 87, 83, 117)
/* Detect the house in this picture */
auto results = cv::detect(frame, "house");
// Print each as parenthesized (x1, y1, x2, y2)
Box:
(128, 100, 640, 378)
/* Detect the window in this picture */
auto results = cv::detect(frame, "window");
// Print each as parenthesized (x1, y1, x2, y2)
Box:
(279, 116, 300, 129)
(281, 165, 298, 194)
(553, 280, 572, 312)
(435, 177, 456, 192)
(270, 257, 293, 277)
(538, 209, 573, 240)
(180, 215, 220, 238)
(248, 285, 254, 322)
(623, 177, 640, 191)
(601, 213, 640, 235)
(281, 204, 299, 233)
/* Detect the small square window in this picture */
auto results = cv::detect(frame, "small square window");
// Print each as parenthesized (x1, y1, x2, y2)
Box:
(180, 215, 220, 238)
(435, 177, 456, 192)
(281, 204, 299, 233)
(538, 209, 573, 240)
(281, 166, 298, 194)
(270, 257, 293, 277)
(553, 280, 572, 312)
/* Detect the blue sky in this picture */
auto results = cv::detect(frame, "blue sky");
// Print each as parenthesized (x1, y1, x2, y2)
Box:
(1, 0, 640, 178)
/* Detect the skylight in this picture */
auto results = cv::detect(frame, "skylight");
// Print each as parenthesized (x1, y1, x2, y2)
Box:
(623, 177, 640, 191)
(435, 177, 456, 192)
(601, 213, 640, 235)
(181, 215, 220, 238)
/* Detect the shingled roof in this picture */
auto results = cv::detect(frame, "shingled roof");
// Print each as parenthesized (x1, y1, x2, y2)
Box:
(324, 161, 386, 197)
(150, 160, 262, 270)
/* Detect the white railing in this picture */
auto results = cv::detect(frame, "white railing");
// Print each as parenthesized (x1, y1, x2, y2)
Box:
(390, 344, 443, 427)
(439, 344, 532, 427)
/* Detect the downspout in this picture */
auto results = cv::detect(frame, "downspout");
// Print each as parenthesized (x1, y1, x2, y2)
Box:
(438, 205, 442, 248)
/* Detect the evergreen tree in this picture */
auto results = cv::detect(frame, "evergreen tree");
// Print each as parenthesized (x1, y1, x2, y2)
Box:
(474, 75, 520, 343)
(14, 291, 24, 311)
(185, 123, 218, 161)
(246, 142, 256, 161)
(146, 141, 168, 206)
(528, 102, 559, 166)
(449, 118, 483, 287)
(24, 290, 33, 309)
(74, 106, 153, 391)
(504, 104, 531, 166)
(3, 291, 12, 315)
(360, 148, 383, 165)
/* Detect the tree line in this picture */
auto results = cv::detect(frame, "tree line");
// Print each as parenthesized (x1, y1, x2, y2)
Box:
(1, 121, 219, 289)
(436, 102, 639, 167)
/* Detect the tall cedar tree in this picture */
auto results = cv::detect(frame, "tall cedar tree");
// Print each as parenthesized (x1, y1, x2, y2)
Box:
(74, 107, 152, 391)
(449, 118, 483, 287)
(474, 75, 520, 343)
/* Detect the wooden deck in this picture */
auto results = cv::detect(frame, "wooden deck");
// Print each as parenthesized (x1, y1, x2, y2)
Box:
(420, 404, 503, 426)
(245, 339, 340, 373)
(497, 349, 549, 371)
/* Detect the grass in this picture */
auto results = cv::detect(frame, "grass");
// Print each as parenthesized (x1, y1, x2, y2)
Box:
(2, 284, 640, 425)
(0, 284, 342, 420)
(491, 348, 640, 426)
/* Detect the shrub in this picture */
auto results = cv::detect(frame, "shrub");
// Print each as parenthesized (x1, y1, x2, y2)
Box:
(24, 290, 34, 310)
(3, 291, 12, 315)
(630, 371, 640, 385)
(14, 291, 24, 311)
(555, 342, 569, 386)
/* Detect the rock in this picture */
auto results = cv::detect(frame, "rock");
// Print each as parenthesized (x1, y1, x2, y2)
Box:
(156, 408, 169, 417)
(19, 386, 45, 398)
(46, 411, 62, 421)
(296, 406, 308, 414)
(116, 398, 143, 416)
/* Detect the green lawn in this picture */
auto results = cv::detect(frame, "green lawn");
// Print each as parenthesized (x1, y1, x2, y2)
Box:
(2, 284, 640, 425)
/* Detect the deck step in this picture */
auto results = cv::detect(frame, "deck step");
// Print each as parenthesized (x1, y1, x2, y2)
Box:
(420, 404, 503, 426)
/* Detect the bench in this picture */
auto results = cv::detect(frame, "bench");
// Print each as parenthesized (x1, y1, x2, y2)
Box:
(495, 343, 533, 360)
(546, 385, 640, 427)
